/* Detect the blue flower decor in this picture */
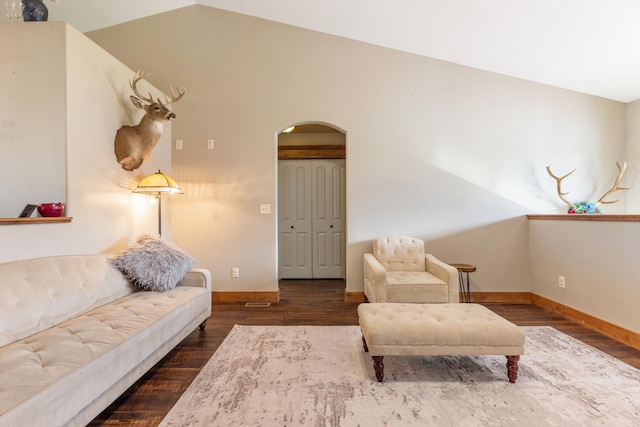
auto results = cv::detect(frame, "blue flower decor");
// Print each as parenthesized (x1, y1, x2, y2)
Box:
(569, 202, 601, 215)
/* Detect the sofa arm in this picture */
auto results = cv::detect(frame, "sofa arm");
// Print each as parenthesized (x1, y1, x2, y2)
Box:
(425, 254, 459, 303)
(177, 269, 212, 292)
(364, 253, 388, 303)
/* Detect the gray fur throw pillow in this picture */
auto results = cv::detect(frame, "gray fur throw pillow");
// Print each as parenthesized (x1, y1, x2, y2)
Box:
(111, 234, 195, 292)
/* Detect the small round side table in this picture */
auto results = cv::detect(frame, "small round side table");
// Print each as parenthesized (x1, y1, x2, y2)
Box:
(449, 263, 476, 303)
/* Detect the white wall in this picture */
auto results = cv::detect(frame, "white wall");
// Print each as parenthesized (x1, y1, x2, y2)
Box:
(627, 99, 640, 212)
(86, 6, 631, 298)
(0, 23, 66, 218)
(0, 22, 172, 262)
(529, 219, 640, 334)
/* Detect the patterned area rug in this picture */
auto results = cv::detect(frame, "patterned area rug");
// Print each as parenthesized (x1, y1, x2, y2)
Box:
(160, 325, 640, 426)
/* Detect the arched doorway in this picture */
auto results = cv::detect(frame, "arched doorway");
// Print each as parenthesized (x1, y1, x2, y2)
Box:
(277, 123, 346, 280)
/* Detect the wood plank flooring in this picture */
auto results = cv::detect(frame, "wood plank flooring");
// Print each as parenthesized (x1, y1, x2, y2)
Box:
(89, 279, 640, 426)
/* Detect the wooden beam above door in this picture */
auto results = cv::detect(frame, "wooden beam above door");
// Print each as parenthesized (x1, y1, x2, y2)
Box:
(278, 145, 345, 159)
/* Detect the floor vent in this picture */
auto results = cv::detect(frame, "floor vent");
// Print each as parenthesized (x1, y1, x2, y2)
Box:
(244, 302, 271, 308)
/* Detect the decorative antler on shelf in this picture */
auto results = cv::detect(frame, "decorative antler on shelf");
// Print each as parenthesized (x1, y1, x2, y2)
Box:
(596, 161, 632, 204)
(546, 162, 633, 214)
(546, 166, 577, 211)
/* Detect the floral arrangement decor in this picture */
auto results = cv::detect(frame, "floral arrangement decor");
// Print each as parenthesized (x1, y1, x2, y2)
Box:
(569, 202, 600, 215)
(546, 162, 632, 214)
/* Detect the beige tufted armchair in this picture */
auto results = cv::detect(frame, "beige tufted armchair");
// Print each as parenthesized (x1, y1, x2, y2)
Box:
(363, 236, 459, 303)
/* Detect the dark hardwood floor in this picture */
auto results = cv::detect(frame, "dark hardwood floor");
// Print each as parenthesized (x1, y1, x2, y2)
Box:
(89, 279, 640, 426)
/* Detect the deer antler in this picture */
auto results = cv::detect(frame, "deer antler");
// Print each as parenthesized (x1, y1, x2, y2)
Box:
(129, 71, 155, 104)
(546, 166, 577, 211)
(130, 71, 185, 106)
(596, 161, 632, 204)
(161, 85, 186, 106)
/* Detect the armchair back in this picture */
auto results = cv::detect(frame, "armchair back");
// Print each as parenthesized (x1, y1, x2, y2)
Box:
(373, 236, 426, 272)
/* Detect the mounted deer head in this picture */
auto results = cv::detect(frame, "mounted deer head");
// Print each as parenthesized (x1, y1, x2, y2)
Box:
(114, 71, 185, 171)
(546, 162, 632, 213)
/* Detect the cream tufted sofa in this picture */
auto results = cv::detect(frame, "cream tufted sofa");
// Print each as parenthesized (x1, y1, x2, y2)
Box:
(0, 254, 211, 427)
(364, 236, 459, 303)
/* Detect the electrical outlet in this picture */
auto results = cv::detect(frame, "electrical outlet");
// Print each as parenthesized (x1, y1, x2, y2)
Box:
(175, 139, 183, 150)
(260, 204, 271, 215)
(207, 139, 214, 150)
(558, 275, 566, 288)
(231, 267, 239, 278)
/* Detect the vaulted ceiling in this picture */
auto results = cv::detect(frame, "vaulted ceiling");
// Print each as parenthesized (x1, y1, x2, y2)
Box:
(35, 0, 640, 102)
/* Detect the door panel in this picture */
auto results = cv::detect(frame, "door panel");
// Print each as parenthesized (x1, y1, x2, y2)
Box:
(278, 161, 312, 278)
(312, 159, 345, 278)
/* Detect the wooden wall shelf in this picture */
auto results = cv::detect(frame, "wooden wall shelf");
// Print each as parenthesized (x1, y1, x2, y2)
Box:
(527, 214, 640, 222)
(0, 217, 73, 225)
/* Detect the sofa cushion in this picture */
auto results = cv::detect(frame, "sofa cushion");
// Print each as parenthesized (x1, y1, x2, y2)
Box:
(0, 255, 135, 347)
(0, 285, 210, 425)
(111, 234, 195, 292)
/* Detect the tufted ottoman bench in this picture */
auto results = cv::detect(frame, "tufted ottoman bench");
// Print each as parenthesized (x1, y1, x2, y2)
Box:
(358, 303, 525, 383)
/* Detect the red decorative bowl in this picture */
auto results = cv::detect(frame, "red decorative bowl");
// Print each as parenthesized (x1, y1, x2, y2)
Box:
(38, 203, 65, 217)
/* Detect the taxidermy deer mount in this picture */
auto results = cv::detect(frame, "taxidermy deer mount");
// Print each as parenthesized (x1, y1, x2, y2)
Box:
(546, 162, 632, 213)
(114, 71, 185, 171)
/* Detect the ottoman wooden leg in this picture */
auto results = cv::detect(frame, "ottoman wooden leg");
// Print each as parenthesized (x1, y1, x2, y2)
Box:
(372, 356, 384, 382)
(506, 355, 520, 383)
